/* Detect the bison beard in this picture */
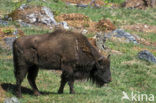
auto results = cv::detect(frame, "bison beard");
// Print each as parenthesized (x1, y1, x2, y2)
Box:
(12, 29, 111, 98)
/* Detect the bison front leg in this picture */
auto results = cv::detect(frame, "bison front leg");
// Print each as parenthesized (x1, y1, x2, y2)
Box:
(68, 80, 75, 94)
(58, 65, 75, 94)
(58, 72, 68, 94)
(27, 65, 40, 96)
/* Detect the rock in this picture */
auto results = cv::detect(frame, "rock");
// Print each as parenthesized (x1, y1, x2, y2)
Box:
(17, 20, 32, 27)
(95, 32, 107, 51)
(82, 29, 88, 35)
(8, 5, 57, 27)
(41, 6, 57, 25)
(59, 21, 70, 29)
(27, 0, 33, 2)
(76, 4, 88, 8)
(4, 97, 20, 103)
(26, 13, 37, 23)
(3, 37, 16, 49)
(0, 19, 8, 26)
(19, 4, 28, 10)
(108, 29, 138, 44)
(138, 50, 156, 63)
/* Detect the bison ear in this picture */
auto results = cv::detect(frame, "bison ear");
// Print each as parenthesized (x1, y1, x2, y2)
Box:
(107, 54, 111, 60)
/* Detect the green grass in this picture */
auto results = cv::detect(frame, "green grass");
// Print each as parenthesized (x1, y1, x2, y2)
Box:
(0, 0, 156, 103)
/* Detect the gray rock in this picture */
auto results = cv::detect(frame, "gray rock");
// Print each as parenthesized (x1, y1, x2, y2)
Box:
(4, 15, 12, 21)
(138, 50, 156, 63)
(19, 4, 28, 10)
(77, 4, 88, 8)
(4, 97, 20, 103)
(23, 6, 57, 26)
(95, 32, 107, 51)
(26, 13, 37, 23)
(3, 37, 16, 49)
(0, 19, 8, 26)
(111, 29, 138, 44)
(13, 29, 18, 35)
(27, 0, 33, 2)
(17, 20, 32, 27)
(41, 6, 57, 25)
(82, 29, 88, 35)
(59, 21, 70, 29)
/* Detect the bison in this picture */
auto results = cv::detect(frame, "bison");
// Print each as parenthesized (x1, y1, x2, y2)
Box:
(13, 29, 111, 98)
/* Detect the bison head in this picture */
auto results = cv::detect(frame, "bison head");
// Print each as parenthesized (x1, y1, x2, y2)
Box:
(90, 55, 111, 87)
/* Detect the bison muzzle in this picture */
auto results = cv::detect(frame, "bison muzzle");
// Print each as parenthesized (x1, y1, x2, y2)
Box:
(13, 29, 111, 98)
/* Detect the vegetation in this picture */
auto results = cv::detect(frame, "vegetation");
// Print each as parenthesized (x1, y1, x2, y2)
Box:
(0, 0, 156, 103)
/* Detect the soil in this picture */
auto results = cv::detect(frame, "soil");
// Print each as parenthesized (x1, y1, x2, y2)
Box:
(0, 26, 24, 39)
(8, 5, 41, 21)
(133, 46, 156, 54)
(55, 13, 93, 29)
(122, 24, 156, 33)
(121, 0, 156, 9)
(55, 13, 115, 33)
(96, 19, 116, 32)
(0, 26, 24, 49)
(61, 0, 105, 6)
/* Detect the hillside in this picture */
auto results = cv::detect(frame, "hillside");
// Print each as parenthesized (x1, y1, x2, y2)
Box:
(0, 0, 156, 103)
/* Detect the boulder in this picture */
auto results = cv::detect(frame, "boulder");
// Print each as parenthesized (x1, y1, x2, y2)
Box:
(0, 19, 8, 26)
(8, 5, 57, 27)
(95, 32, 107, 51)
(4, 97, 20, 103)
(107, 29, 138, 44)
(138, 50, 156, 63)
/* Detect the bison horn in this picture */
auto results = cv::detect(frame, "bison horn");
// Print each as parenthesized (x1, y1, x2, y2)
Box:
(107, 54, 111, 60)
(98, 56, 104, 61)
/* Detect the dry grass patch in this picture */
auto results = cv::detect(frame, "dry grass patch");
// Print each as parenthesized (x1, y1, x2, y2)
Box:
(61, 0, 105, 6)
(122, 24, 156, 33)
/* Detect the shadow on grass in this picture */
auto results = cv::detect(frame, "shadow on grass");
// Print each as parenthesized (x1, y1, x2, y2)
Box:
(1, 83, 88, 96)
(1, 83, 58, 96)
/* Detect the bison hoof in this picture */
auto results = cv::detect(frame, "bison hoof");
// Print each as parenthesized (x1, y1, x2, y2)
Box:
(16, 93, 22, 98)
(34, 91, 41, 96)
(70, 91, 75, 94)
(58, 90, 63, 94)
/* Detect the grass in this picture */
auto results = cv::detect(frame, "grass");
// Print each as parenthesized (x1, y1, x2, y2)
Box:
(0, 0, 156, 103)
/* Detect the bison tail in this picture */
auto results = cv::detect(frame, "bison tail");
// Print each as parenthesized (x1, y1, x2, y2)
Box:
(12, 39, 20, 78)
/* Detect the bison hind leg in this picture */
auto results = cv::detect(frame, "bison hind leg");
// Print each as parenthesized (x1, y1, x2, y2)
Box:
(27, 65, 40, 96)
(15, 65, 28, 98)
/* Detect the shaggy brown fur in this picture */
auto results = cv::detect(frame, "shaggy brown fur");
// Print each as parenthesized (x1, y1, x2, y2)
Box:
(13, 29, 111, 98)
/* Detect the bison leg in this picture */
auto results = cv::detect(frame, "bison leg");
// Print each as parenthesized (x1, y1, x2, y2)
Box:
(27, 65, 40, 96)
(58, 72, 68, 94)
(15, 65, 28, 98)
(68, 80, 75, 94)
(58, 65, 75, 94)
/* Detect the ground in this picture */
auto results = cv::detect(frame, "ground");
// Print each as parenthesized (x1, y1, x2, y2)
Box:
(0, 0, 156, 103)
